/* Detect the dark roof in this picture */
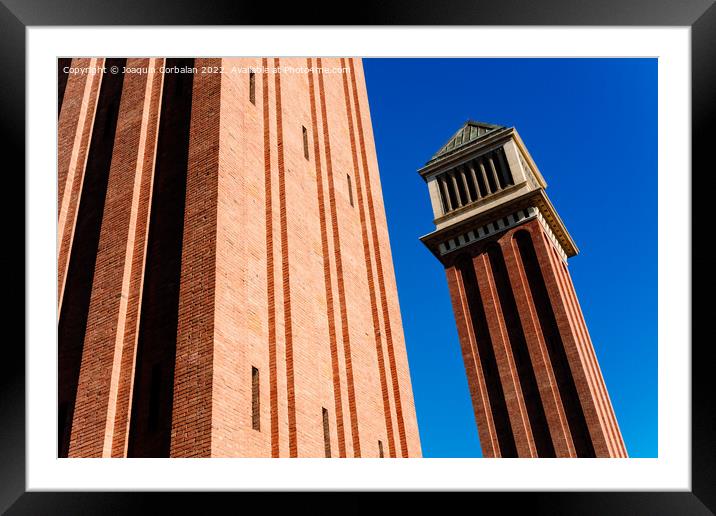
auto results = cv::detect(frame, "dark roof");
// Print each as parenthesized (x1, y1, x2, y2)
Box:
(429, 120, 505, 163)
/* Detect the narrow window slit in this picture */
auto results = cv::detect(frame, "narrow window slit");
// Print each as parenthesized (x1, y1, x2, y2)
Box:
(302, 125, 310, 160)
(322, 407, 331, 457)
(487, 156, 501, 192)
(252, 366, 260, 431)
(462, 166, 478, 202)
(450, 171, 464, 207)
(496, 147, 513, 187)
(454, 169, 469, 206)
(479, 158, 496, 194)
(347, 174, 354, 207)
(439, 175, 453, 212)
(249, 70, 256, 105)
(469, 162, 483, 200)
(446, 173, 459, 209)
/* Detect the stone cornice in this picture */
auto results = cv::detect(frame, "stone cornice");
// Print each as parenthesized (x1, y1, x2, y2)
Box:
(420, 189, 578, 262)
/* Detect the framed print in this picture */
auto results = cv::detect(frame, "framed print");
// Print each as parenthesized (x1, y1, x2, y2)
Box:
(5, 0, 713, 512)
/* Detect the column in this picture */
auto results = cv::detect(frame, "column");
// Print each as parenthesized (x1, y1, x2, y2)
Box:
(57, 58, 104, 308)
(445, 265, 501, 457)
(459, 166, 473, 203)
(501, 236, 576, 457)
(521, 223, 612, 457)
(473, 253, 537, 457)
(68, 59, 156, 457)
(110, 59, 165, 457)
(170, 58, 223, 457)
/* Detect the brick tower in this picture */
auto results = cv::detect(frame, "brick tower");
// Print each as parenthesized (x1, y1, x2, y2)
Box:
(57, 57, 421, 458)
(419, 121, 627, 458)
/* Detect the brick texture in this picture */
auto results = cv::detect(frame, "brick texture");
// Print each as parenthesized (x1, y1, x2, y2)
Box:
(110, 59, 165, 457)
(57, 58, 103, 308)
(442, 219, 627, 457)
(170, 58, 221, 458)
(58, 57, 422, 457)
(445, 265, 502, 457)
(68, 59, 158, 457)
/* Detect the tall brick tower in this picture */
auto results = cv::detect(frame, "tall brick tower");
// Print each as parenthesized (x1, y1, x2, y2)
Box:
(57, 57, 421, 458)
(419, 121, 627, 458)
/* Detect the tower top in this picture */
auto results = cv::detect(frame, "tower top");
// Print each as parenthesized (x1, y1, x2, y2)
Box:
(418, 120, 578, 262)
(429, 120, 506, 163)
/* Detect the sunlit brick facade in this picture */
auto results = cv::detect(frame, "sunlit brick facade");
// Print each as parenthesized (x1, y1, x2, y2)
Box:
(57, 57, 421, 458)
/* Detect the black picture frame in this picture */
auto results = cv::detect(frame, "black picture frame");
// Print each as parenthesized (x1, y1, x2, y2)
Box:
(4, 0, 712, 512)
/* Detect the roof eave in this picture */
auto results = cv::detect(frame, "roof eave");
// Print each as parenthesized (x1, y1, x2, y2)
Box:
(417, 126, 514, 180)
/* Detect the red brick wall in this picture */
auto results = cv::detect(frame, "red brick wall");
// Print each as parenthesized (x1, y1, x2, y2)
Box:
(111, 59, 165, 457)
(442, 218, 627, 457)
(57, 58, 103, 307)
(58, 57, 422, 457)
(68, 59, 154, 457)
(169, 58, 222, 458)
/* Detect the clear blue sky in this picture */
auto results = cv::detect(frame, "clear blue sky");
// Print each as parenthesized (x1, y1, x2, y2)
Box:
(363, 58, 657, 458)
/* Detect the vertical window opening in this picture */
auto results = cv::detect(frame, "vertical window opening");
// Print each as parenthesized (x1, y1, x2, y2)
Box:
(473, 160, 489, 198)
(378, 440, 384, 458)
(347, 174, 354, 207)
(463, 167, 478, 202)
(302, 125, 310, 160)
(484, 157, 499, 193)
(496, 147, 514, 187)
(454, 170, 468, 206)
(446, 174, 459, 209)
(249, 70, 256, 105)
(252, 366, 260, 431)
(322, 407, 331, 457)
(438, 176, 452, 213)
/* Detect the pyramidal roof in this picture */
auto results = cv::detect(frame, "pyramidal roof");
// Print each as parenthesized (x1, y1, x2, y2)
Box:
(430, 120, 506, 161)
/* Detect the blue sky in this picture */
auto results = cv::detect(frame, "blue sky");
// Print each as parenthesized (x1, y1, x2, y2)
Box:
(363, 58, 657, 458)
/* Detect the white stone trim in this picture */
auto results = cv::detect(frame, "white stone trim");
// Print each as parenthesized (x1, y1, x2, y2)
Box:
(438, 207, 539, 256)
(535, 211, 569, 262)
(436, 206, 571, 261)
